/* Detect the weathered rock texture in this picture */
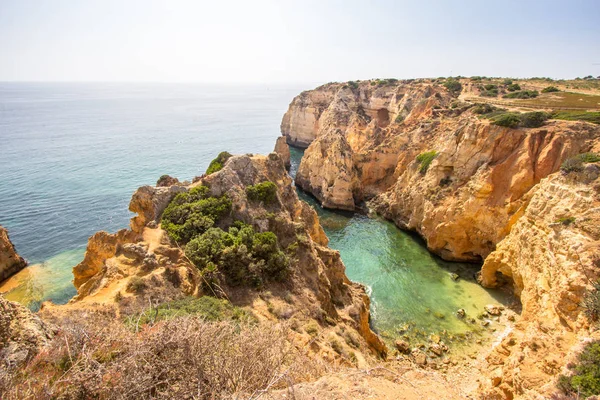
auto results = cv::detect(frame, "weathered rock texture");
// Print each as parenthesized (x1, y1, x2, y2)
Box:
(478, 166, 600, 398)
(0, 295, 55, 370)
(283, 80, 600, 261)
(273, 136, 291, 169)
(0, 226, 27, 283)
(282, 79, 600, 398)
(71, 151, 385, 357)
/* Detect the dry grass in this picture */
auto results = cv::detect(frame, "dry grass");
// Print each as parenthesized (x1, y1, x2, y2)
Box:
(1, 312, 327, 399)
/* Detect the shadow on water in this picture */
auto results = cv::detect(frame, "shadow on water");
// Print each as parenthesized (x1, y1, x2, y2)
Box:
(289, 144, 517, 350)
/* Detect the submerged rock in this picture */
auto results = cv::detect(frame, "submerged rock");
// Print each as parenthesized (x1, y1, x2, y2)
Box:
(456, 308, 466, 319)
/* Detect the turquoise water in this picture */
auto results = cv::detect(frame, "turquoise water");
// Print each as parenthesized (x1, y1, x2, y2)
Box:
(289, 147, 513, 348)
(0, 82, 305, 306)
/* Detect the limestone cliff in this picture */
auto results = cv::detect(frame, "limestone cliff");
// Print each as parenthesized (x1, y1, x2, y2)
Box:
(70, 151, 385, 358)
(477, 166, 600, 398)
(0, 226, 27, 283)
(283, 80, 600, 261)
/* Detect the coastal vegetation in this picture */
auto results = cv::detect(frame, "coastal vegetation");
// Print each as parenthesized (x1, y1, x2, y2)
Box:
(503, 90, 539, 99)
(558, 341, 600, 398)
(416, 150, 438, 173)
(560, 152, 600, 173)
(246, 181, 278, 203)
(206, 151, 232, 175)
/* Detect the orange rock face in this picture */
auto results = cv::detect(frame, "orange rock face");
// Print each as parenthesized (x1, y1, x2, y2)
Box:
(0, 225, 27, 283)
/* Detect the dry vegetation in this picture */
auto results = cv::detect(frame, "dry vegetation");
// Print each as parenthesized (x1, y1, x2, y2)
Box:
(0, 310, 327, 399)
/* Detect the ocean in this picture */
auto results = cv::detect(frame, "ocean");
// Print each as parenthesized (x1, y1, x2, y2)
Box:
(0, 82, 305, 306)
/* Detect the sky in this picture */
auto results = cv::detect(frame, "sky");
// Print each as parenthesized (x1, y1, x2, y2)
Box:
(0, 0, 599, 84)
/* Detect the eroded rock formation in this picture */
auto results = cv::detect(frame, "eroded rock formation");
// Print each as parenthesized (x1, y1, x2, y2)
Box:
(70, 151, 385, 357)
(0, 226, 27, 283)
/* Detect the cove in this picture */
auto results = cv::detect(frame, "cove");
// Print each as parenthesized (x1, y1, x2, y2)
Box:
(289, 146, 515, 352)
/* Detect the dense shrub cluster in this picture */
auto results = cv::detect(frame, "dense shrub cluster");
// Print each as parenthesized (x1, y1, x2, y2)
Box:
(185, 224, 290, 288)
(443, 79, 462, 95)
(206, 151, 233, 175)
(161, 185, 232, 244)
(246, 181, 278, 203)
(416, 150, 438, 174)
(542, 86, 560, 93)
(506, 83, 521, 92)
(503, 90, 539, 99)
(558, 341, 600, 398)
(472, 103, 497, 114)
(491, 111, 549, 128)
(560, 152, 600, 173)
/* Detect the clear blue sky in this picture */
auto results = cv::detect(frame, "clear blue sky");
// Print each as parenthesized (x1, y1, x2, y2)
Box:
(1, 0, 599, 83)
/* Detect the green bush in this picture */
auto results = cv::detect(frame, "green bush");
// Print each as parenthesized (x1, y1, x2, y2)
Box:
(506, 83, 521, 92)
(185, 224, 290, 288)
(503, 79, 513, 85)
(246, 181, 278, 203)
(126, 276, 147, 294)
(443, 79, 462, 95)
(416, 151, 438, 174)
(556, 216, 576, 226)
(206, 152, 233, 175)
(161, 185, 231, 244)
(583, 281, 600, 322)
(503, 90, 539, 99)
(472, 104, 496, 114)
(561, 152, 600, 173)
(492, 113, 522, 128)
(558, 341, 600, 398)
(480, 88, 499, 97)
(484, 84, 497, 91)
(561, 157, 584, 173)
(520, 111, 550, 128)
(395, 114, 405, 123)
(347, 81, 359, 89)
(542, 86, 560, 93)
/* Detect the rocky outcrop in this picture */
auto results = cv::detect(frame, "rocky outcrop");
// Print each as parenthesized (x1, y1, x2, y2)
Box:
(0, 295, 55, 370)
(0, 226, 27, 283)
(273, 136, 291, 169)
(477, 166, 600, 398)
(70, 151, 385, 357)
(283, 80, 600, 261)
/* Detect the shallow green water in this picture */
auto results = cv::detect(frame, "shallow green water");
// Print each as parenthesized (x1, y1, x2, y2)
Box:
(290, 147, 513, 348)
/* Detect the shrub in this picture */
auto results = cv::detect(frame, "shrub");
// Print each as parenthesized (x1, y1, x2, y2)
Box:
(503, 90, 539, 99)
(126, 276, 147, 293)
(472, 103, 497, 114)
(161, 186, 231, 244)
(416, 151, 438, 174)
(156, 174, 179, 187)
(561, 157, 584, 173)
(579, 152, 600, 163)
(558, 341, 600, 398)
(395, 114, 405, 123)
(443, 79, 462, 95)
(484, 84, 497, 91)
(492, 113, 522, 128)
(561, 152, 600, 173)
(185, 224, 290, 288)
(556, 216, 576, 226)
(481, 88, 499, 97)
(507, 83, 521, 92)
(2, 314, 316, 399)
(583, 281, 600, 322)
(520, 111, 550, 128)
(246, 181, 278, 203)
(206, 151, 232, 175)
(503, 79, 513, 85)
(542, 86, 560, 93)
(347, 81, 359, 89)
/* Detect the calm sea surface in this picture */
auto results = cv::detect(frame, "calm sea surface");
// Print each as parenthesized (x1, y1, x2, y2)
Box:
(0, 83, 512, 350)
